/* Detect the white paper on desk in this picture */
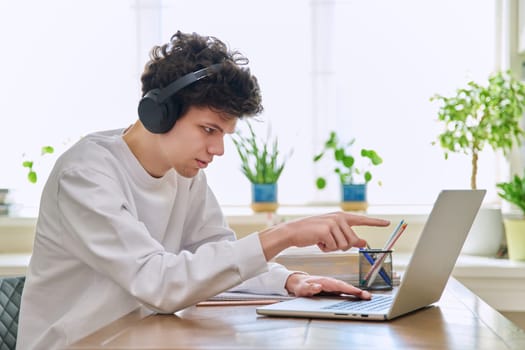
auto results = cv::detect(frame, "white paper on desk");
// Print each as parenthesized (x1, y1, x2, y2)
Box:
(208, 291, 295, 301)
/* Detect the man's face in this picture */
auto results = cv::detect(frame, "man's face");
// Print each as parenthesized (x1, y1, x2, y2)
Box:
(158, 106, 237, 178)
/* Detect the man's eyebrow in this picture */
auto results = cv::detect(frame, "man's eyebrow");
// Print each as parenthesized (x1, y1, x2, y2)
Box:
(206, 123, 228, 134)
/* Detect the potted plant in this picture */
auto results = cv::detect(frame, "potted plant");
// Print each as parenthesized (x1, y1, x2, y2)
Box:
(232, 121, 291, 213)
(431, 70, 525, 256)
(313, 131, 383, 211)
(22, 145, 55, 184)
(496, 174, 525, 261)
(0, 146, 54, 216)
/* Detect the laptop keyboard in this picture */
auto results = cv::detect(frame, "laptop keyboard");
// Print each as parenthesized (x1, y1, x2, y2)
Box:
(321, 295, 393, 312)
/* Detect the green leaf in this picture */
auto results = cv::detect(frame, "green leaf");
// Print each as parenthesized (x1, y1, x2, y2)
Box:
(334, 149, 344, 161)
(41, 146, 54, 155)
(316, 177, 327, 189)
(342, 155, 354, 168)
(28, 171, 37, 184)
(313, 152, 324, 162)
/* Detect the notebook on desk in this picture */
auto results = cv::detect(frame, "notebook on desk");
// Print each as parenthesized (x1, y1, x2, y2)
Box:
(257, 189, 486, 321)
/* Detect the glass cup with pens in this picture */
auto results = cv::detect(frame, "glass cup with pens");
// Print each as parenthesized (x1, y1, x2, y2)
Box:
(358, 220, 407, 290)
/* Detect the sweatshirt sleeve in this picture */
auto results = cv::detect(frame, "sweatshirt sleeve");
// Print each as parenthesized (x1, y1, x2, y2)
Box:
(179, 174, 295, 296)
(56, 167, 270, 313)
(228, 262, 293, 296)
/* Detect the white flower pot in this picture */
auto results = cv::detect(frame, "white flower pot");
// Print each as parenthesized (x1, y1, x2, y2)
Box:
(461, 207, 504, 257)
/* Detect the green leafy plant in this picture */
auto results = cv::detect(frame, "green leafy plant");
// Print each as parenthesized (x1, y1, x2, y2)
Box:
(496, 174, 525, 217)
(232, 121, 290, 184)
(431, 70, 525, 190)
(313, 131, 383, 189)
(22, 145, 54, 184)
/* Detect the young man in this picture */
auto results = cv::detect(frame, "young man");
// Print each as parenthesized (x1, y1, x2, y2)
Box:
(17, 31, 390, 349)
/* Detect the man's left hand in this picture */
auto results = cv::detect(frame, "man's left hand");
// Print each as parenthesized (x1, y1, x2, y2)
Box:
(285, 273, 371, 299)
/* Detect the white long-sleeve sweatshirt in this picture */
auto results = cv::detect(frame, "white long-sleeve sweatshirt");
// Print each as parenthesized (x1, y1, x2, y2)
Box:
(16, 129, 292, 350)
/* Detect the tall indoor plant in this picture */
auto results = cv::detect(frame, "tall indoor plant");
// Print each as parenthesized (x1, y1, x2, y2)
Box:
(431, 70, 525, 256)
(313, 131, 383, 211)
(431, 70, 525, 190)
(232, 121, 290, 213)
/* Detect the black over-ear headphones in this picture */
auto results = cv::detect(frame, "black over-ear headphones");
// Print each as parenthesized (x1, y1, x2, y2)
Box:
(138, 63, 222, 134)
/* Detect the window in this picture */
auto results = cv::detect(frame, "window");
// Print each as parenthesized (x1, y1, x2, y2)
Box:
(166, 0, 500, 206)
(0, 0, 504, 215)
(0, 0, 139, 213)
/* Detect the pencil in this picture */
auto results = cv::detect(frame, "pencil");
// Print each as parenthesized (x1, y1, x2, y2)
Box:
(384, 219, 405, 249)
(196, 299, 280, 306)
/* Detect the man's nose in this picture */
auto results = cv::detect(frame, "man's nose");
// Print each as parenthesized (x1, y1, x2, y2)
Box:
(208, 137, 224, 156)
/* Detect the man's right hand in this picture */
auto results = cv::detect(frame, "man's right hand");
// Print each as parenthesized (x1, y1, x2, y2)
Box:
(258, 212, 390, 261)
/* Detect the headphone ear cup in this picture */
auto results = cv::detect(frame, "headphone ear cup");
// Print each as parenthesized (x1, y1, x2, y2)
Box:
(163, 97, 182, 132)
(138, 89, 172, 134)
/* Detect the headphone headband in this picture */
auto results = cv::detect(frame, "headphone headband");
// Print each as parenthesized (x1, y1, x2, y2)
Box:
(157, 64, 222, 102)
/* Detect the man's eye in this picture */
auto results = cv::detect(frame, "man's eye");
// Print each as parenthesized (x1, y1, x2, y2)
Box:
(203, 127, 213, 133)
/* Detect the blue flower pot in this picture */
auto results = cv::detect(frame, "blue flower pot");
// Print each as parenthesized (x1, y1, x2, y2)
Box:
(251, 183, 279, 212)
(341, 183, 368, 211)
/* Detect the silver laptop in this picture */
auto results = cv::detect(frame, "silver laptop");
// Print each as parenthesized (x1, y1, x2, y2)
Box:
(257, 189, 486, 321)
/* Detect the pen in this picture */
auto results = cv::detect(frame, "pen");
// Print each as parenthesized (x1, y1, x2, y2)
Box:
(360, 249, 392, 285)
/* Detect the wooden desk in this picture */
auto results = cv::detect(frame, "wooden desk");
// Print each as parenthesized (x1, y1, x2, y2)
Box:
(68, 278, 525, 349)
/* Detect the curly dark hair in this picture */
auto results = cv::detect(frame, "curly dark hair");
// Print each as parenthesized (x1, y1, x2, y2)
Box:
(140, 31, 263, 119)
